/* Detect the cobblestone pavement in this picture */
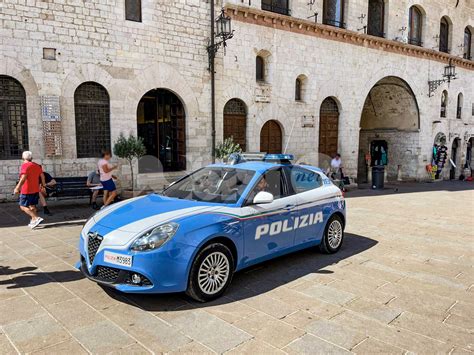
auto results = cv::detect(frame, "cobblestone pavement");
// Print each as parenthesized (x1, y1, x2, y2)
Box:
(0, 182, 473, 354)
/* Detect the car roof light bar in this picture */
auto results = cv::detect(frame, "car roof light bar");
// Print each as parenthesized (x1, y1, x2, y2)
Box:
(227, 152, 294, 165)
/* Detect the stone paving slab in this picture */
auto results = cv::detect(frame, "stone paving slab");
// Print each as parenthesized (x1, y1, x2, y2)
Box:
(0, 181, 473, 354)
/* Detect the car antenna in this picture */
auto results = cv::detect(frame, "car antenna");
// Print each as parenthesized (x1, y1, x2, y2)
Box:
(283, 116, 298, 154)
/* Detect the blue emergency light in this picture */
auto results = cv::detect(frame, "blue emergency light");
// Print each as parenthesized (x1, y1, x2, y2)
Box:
(227, 153, 294, 165)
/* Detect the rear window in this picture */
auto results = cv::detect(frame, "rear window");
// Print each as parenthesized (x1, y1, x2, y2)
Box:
(288, 166, 322, 193)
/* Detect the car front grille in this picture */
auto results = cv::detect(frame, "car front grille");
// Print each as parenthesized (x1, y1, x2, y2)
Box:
(87, 233, 103, 264)
(96, 266, 120, 283)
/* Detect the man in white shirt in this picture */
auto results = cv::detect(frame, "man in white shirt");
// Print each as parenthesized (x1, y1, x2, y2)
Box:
(331, 153, 342, 170)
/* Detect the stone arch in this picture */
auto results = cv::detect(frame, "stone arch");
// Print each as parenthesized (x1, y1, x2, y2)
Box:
(0, 56, 41, 155)
(357, 76, 420, 183)
(125, 63, 200, 128)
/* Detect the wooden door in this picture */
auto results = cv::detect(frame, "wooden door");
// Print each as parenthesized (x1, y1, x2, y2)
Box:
(319, 98, 339, 158)
(223, 99, 247, 151)
(260, 120, 282, 154)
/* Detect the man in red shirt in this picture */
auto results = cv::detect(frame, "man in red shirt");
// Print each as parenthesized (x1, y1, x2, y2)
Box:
(13, 151, 46, 229)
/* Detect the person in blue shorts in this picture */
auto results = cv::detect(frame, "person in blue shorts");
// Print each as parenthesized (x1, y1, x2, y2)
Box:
(98, 150, 118, 208)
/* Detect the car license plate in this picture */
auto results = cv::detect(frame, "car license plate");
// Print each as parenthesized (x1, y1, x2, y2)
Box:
(104, 251, 132, 267)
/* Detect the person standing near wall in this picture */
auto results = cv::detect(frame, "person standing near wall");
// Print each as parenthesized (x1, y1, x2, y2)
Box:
(87, 170, 102, 210)
(13, 151, 45, 229)
(98, 150, 118, 208)
(38, 171, 56, 216)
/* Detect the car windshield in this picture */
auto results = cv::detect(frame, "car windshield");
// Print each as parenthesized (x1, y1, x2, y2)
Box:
(162, 167, 255, 204)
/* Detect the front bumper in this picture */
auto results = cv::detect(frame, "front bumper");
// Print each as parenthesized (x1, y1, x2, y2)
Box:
(78, 236, 196, 293)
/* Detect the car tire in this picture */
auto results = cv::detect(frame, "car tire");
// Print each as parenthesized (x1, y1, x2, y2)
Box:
(186, 243, 234, 302)
(319, 214, 344, 254)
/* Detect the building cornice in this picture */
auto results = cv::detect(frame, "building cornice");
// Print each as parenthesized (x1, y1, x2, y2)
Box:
(225, 5, 474, 72)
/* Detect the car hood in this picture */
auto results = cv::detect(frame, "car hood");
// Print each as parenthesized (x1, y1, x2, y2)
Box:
(91, 194, 221, 234)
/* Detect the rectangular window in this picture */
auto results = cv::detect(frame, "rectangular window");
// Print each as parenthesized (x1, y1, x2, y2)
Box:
(261, 0, 290, 16)
(125, 0, 142, 22)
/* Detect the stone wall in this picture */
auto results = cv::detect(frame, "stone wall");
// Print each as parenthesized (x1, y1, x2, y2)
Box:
(0, 0, 473, 201)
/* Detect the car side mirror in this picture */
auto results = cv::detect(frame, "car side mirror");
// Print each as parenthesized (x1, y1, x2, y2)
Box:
(253, 191, 274, 204)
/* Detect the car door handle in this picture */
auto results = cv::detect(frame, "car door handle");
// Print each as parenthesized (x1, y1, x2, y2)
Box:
(283, 204, 296, 211)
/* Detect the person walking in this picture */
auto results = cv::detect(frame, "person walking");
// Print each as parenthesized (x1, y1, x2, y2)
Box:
(98, 150, 118, 208)
(13, 151, 45, 229)
(87, 170, 102, 210)
(38, 170, 56, 216)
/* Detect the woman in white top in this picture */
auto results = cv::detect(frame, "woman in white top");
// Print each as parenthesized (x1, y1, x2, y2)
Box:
(98, 150, 118, 208)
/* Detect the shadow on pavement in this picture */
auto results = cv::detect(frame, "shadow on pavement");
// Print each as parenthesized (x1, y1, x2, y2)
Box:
(0, 269, 84, 289)
(0, 199, 94, 229)
(104, 233, 377, 311)
(348, 180, 474, 198)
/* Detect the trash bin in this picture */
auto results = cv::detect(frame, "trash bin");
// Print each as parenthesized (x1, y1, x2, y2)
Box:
(372, 165, 385, 189)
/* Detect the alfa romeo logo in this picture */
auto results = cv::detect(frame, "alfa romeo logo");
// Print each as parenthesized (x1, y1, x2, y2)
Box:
(88, 231, 103, 241)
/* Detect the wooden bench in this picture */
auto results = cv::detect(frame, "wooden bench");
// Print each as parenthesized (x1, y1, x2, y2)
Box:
(49, 177, 99, 204)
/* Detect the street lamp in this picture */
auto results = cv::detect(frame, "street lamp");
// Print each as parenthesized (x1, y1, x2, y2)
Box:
(428, 58, 458, 97)
(207, 7, 234, 163)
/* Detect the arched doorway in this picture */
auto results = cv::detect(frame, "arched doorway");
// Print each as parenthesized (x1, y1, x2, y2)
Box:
(260, 120, 282, 154)
(450, 138, 461, 180)
(223, 99, 247, 151)
(74, 82, 110, 158)
(137, 89, 186, 172)
(319, 97, 339, 159)
(357, 76, 420, 182)
(0, 75, 28, 159)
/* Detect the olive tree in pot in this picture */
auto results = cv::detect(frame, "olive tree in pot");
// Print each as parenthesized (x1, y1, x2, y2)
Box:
(113, 133, 146, 196)
(215, 137, 242, 163)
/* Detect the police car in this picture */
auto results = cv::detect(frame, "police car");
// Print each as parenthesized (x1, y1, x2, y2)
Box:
(77, 153, 346, 302)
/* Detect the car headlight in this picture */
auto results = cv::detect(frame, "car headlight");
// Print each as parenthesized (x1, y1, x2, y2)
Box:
(131, 222, 179, 252)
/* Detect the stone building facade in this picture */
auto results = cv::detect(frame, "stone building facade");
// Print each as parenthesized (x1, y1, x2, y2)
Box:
(0, 0, 473, 201)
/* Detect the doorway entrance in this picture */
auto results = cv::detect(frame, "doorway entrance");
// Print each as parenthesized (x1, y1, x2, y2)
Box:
(319, 97, 339, 159)
(223, 99, 247, 152)
(137, 89, 186, 173)
(450, 138, 460, 180)
(260, 120, 282, 154)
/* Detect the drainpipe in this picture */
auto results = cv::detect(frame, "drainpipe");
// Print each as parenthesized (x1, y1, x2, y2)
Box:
(210, 0, 216, 164)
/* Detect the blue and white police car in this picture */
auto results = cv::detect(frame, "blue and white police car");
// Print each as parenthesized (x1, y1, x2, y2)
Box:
(77, 154, 346, 302)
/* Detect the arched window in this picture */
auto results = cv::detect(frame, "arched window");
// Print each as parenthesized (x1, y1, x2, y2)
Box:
(256, 56, 265, 82)
(367, 0, 385, 38)
(74, 82, 111, 158)
(464, 27, 472, 60)
(295, 78, 302, 101)
(439, 17, 450, 53)
(408, 6, 423, 46)
(224, 99, 247, 151)
(323, 0, 345, 28)
(440, 90, 448, 118)
(0, 75, 28, 159)
(456, 93, 463, 119)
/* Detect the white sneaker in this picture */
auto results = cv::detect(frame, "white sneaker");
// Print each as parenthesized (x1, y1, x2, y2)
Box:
(30, 217, 44, 229)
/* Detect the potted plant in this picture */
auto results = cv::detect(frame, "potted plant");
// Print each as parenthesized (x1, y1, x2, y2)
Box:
(215, 137, 242, 163)
(113, 133, 146, 197)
